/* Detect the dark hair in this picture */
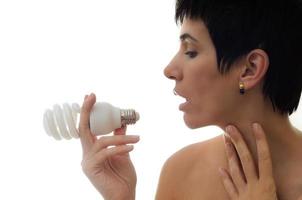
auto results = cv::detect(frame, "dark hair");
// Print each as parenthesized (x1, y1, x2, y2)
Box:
(175, 0, 302, 115)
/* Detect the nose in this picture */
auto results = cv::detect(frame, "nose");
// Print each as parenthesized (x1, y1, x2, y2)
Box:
(164, 57, 181, 81)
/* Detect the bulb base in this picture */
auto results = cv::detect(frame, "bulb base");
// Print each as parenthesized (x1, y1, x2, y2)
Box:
(120, 109, 140, 125)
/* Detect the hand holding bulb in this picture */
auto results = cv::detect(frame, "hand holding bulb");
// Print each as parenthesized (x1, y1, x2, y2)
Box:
(43, 95, 139, 140)
(79, 93, 139, 200)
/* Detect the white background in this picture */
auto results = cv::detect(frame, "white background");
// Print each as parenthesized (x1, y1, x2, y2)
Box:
(0, 1, 301, 199)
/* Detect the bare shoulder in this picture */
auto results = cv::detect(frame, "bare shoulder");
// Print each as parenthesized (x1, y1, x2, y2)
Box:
(155, 134, 228, 200)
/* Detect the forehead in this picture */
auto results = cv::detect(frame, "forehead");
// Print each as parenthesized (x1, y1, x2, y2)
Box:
(180, 18, 209, 38)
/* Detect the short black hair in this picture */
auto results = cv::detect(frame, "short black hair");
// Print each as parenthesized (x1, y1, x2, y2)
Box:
(175, 0, 302, 115)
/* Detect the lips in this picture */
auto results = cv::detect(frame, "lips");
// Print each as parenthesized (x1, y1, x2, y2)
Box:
(173, 88, 186, 99)
(180, 101, 190, 110)
(174, 88, 189, 110)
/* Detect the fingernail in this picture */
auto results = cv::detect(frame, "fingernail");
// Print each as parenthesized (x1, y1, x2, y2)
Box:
(86, 94, 91, 102)
(225, 125, 233, 133)
(126, 145, 134, 150)
(253, 123, 260, 131)
(253, 123, 262, 140)
(225, 126, 236, 139)
(84, 95, 88, 100)
(130, 135, 140, 140)
(223, 133, 231, 144)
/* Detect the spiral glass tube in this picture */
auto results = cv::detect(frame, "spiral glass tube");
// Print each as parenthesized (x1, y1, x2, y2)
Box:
(43, 103, 81, 140)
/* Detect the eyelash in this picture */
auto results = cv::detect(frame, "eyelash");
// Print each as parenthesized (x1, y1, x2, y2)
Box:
(185, 51, 198, 58)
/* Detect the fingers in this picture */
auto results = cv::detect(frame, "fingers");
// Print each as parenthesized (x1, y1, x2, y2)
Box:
(225, 125, 258, 183)
(82, 144, 135, 174)
(220, 123, 278, 199)
(79, 93, 97, 153)
(218, 167, 238, 199)
(223, 134, 246, 191)
(252, 123, 274, 180)
(89, 135, 140, 156)
(94, 145, 135, 163)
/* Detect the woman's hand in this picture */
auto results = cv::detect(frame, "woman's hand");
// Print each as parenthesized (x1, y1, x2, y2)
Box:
(79, 93, 140, 200)
(218, 123, 278, 200)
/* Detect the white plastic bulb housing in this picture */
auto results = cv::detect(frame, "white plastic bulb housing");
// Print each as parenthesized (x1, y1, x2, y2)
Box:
(90, 102, 121, 135)
(43, 102, 139, 140)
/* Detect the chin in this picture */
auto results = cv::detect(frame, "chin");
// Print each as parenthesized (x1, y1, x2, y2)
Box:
(183, 113, 211, 129)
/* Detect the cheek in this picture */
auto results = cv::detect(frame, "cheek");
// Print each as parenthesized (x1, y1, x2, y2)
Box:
(195, 77, 232, 113)
(189, 56, 220, 92)
(191, 69, 222, 102)
(185, 74, 232, 127)
(182, 55, 233, 127)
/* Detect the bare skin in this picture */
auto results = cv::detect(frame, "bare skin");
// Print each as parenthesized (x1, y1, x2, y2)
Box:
(79, 94, 302, 200)
(220, 124, 302, 200)
(79, 94, 139, 200)
(79, 17, 302, 199)
(156, 18, 302, 200)
(155, 130, 302, 200)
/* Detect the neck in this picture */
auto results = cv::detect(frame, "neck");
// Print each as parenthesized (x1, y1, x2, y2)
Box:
(217, 97, 302, 170)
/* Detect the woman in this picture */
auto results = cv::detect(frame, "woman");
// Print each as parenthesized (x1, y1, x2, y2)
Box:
(79, 0, 302, 199)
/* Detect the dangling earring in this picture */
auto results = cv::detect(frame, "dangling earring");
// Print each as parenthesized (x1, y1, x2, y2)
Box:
(239, 82, 245, 95)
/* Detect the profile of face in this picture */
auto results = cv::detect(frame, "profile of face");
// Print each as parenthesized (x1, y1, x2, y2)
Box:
(164, 18, 243, 129)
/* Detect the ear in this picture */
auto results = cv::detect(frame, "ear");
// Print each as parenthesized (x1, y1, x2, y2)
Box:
(239, 49, 269, 91)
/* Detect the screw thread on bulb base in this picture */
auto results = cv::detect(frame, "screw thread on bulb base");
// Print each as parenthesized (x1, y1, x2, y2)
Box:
(120, 109, 139, 125)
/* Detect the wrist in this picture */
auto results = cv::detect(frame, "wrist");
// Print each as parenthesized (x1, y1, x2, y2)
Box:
(106, 196, 135, 200)
(124, 191, 135, 200)
(105, 192, 135, 200)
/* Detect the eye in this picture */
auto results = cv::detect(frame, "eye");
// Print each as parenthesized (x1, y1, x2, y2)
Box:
(185, 51, 198, 58)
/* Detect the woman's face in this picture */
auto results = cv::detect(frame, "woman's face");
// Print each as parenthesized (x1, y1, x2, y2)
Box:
(164, 18, 240, 128)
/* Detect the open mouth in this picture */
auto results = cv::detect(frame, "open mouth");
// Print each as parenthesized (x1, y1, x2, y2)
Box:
(174, 89, 189, 110)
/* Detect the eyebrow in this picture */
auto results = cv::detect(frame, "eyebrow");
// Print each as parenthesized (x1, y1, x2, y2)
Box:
(180, 33, 199, 43)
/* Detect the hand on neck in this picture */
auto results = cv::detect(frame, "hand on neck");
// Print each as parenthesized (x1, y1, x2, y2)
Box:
(217, 96, 302, 170)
